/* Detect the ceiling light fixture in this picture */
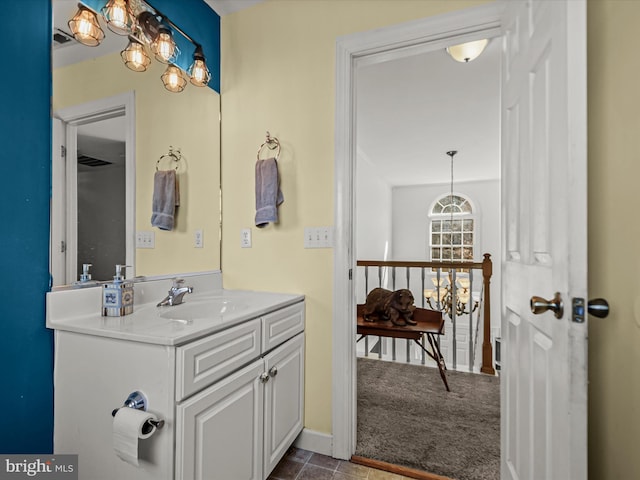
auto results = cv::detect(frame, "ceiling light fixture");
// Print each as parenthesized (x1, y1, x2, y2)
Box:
(446, 39, 489, 63)
(161, 64, 187, 93)
(101, 0, 135, 35)
(151, 25, 179, 64)
(188, 46, 211, 87)
(68, 4, 105, 47)
(67, 0, 212, 91)
(121, 37, 151, 72)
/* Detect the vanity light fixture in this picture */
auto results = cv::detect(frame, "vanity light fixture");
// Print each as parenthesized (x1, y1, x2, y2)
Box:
(446, 39, 489, 63)
(188, 46, 211, 87)
(121, 37, 151, 72)
(67, 0, 212, 91)
(161, 64, 187, 93)
(151, 24, 179, 64)
(101, 0, 135, 35)
(68, 4, 105, 47)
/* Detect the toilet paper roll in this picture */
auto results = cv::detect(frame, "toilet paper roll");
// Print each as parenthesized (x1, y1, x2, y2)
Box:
(113, 408, 157, 466)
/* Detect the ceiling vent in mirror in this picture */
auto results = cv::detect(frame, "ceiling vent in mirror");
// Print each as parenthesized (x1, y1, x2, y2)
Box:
(53, 28, 75, 49)
(78, 155, 112, 168)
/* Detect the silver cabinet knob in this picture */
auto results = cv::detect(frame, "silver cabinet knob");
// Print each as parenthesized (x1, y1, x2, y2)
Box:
(530, 292, 564, 319)
(259, 372, 270, 383)
(269, 366, 278, 378)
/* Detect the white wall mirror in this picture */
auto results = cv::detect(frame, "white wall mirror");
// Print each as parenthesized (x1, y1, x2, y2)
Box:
(51, 0, 221, 287)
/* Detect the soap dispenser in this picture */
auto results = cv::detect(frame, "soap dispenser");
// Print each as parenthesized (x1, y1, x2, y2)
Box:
(102, 265, 134, 317)
(73, 263, 98, 288)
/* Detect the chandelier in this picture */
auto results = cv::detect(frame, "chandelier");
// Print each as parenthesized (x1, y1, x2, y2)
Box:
(424, 275, 479, 319)
(67, 0, 211, 92)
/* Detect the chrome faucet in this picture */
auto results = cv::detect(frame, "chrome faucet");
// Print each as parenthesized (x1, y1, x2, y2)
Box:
(157, 278, 193, 306)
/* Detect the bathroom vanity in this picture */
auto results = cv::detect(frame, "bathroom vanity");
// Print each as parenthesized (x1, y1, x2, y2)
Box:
(47, 273, 305, 480)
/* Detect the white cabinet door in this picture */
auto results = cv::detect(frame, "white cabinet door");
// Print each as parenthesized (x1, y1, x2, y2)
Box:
(176, 360, 264, 480)
(263, 333, 305, 476)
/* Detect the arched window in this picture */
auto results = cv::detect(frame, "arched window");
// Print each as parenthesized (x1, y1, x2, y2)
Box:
(429, 194, 474, 262)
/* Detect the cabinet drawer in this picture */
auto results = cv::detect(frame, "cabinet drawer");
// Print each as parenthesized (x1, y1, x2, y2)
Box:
(176, 318, 261, 401)
(262, 302, 305, 353)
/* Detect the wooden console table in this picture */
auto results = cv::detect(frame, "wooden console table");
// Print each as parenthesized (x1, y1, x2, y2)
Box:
(356, 305, 450, 392)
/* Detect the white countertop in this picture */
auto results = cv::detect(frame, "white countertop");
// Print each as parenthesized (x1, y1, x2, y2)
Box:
(47, 273, 304, 346)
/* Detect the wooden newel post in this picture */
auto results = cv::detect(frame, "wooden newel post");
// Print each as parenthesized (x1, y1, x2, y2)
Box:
(481, 253, 496, 375)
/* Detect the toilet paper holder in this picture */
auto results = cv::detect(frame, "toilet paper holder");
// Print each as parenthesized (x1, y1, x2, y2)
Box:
(111, 391, 165, 432)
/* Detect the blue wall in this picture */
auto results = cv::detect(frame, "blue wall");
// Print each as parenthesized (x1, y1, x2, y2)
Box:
(0, 0, 53, 454)
(0, 0, 219, 454)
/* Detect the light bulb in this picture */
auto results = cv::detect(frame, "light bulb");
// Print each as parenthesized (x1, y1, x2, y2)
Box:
(102, 0, 134, 35)
(121, 40, 151, 72)
(153, 28, 178, 64)
(161, 65, 186, 93)
(188, 47, 211, 87)
(189, 59, 210, 86)
(68, 5, 104, 47)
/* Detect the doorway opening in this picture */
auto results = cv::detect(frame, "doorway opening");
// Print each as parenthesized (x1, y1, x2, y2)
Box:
(331, 0, 504, 470)
(51, 92, 136, 287)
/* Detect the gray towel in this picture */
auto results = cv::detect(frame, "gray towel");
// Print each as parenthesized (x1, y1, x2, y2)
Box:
(255, 157, 284, 228)
(151, 170, 179, 231)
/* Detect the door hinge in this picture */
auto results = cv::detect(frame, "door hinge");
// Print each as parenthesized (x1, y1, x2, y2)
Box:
(60, 240, 66, 253)
(61, 145, 67, 157)
(348, 268, 352, 280)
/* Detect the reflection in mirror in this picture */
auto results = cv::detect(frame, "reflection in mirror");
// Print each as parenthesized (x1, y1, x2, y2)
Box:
(52, 2, 221, 289)
(77, 116, 126, 281)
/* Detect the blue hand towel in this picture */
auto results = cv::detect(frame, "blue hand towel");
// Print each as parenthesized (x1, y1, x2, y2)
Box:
(151, 170, 178, 231)
(255, 157, 284, 228)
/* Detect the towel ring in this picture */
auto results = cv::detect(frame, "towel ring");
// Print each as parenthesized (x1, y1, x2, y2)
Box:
(156, 147, 182, 171)
(257, 132, 280, 160)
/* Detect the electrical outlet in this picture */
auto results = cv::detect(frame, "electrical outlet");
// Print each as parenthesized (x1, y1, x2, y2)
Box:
(136, 231, 155, 249)
(241, 228, 252, 248)
(194, 229, 203, 248)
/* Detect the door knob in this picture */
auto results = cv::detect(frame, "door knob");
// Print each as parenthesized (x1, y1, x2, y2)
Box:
(530, 292, 564, 319)
(588, 298, 609, 318)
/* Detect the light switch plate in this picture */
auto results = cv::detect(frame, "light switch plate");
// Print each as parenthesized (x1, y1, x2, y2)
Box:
(136, 231, 155, 249)
(304, 226, 334, 248)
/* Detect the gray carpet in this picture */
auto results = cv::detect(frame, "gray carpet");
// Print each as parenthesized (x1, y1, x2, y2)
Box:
(356, 357, 500, 480)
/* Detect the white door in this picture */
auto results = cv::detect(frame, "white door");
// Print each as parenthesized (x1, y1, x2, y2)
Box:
(501, 1, 587, 479)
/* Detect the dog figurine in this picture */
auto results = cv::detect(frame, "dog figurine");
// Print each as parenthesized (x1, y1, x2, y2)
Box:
(362, 288, 417, 326)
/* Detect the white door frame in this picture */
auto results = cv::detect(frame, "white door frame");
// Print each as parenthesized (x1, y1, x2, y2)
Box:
(53, 91, 136, 285)
(332, 3, 504, 460)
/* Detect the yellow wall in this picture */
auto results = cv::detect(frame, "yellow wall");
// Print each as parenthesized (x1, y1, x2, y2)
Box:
(221, 0, 640, 477)
(53, 53, 220, 278)
(220, 0, 487, 436)
(587, 2, 640, 479)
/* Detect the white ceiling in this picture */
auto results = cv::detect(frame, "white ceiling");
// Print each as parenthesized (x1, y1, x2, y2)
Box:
(356, 38, 501, 187)
(204, 0, 264, 16)
(53, 1, 500, 187)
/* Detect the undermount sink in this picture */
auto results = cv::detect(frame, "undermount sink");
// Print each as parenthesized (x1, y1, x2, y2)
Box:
(157, 299, 248, 322)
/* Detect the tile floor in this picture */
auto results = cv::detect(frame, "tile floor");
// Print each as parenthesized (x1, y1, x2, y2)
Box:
(267, 448, 414, 480)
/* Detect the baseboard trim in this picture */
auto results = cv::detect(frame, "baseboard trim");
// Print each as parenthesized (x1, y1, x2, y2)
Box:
(294, 428, 333, 456)
(350, 456, 454, 480)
